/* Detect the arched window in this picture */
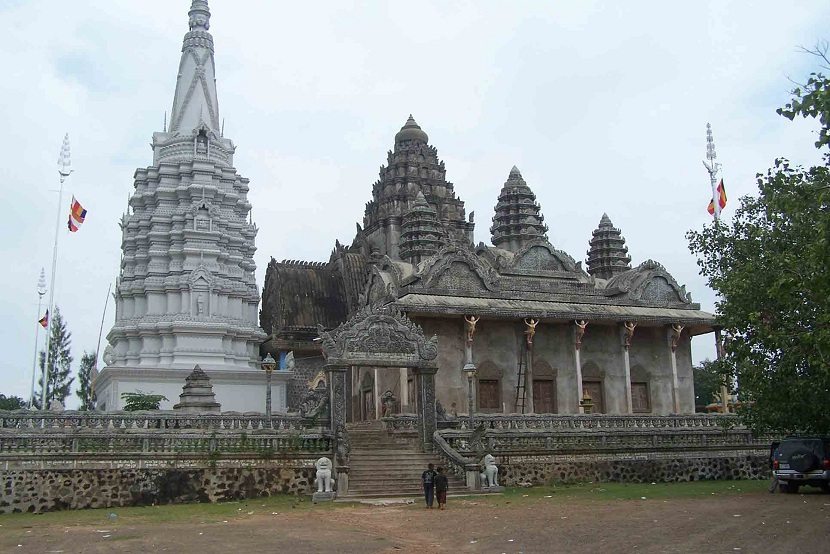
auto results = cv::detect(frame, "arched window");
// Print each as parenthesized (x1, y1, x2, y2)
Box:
(581, 361, 605, 414)
(532, 360, 556, 413)
(476, 360, 502, 413)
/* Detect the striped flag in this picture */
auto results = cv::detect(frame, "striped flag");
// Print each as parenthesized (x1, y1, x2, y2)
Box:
(68, 196, 87, 232)
(39, 310, 49, 328)
(707, 179, 727, 215)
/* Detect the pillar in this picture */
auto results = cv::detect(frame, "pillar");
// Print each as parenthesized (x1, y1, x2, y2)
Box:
(373, 367, 380, 420)
(525, 341, 535, 414)
(399, 367, 409, 413)
(574, 321, 587, 414)
(668, 324, 683, 414)
(621, 322, 636, 414)
(325, 364, 349, 496)
(415, 366, 438, 452)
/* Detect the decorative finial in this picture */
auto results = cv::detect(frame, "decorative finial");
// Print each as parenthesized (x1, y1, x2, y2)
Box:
(706, 122, 716, 162)
(188, 0, 211, 31)
(57, 133, 72, 182)
(37, 268, 47, 297)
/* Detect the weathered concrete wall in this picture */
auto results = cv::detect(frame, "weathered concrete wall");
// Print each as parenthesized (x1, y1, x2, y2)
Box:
(0, 465, 314, 514)
(498, 451, 768, 486)
(347, 316, 695, 417)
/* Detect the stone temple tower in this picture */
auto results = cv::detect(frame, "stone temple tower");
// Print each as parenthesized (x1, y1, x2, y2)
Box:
(95, 1, 281, 412)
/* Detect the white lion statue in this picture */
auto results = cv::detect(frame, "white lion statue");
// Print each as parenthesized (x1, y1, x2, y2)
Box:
(315, 456, 334, 493)
(480, 453, 499, 487)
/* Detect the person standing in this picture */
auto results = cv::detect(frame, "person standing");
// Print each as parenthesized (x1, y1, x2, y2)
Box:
(435, 467, 449, 510)
(421, 463, 437, 508)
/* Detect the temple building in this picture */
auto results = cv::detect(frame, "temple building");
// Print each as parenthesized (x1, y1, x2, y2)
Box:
(95, 1, 285, 411)
(261, 116, 715, 417)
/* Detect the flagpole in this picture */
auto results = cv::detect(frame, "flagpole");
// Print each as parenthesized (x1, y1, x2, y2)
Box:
(703, 123, 729, 414)
(91, 282, 112, 408)
(28, 269, 47, 409)
(41, 134, 72, 410)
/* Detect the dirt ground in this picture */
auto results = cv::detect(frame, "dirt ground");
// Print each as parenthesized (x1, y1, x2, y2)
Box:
(1, 482, 829, 553)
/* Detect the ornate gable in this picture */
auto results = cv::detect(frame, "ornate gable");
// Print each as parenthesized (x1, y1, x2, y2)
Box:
(317, 304, 438, 367)
(507, 240, 586, 274)
(606, 260, 692, 305)
(418, 245, 499, 292)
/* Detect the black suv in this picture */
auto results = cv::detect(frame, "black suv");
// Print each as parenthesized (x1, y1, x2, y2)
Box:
(772, 437, 830, 493)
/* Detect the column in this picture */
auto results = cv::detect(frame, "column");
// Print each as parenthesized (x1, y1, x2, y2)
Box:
(325, 364, 349, 495)
(399, 367, 409, 413)
(415, 366, 438, 452)
(621, 322, 636, 414)
(574, 321, 587, 413)
(668, 324, 683, 414)
(373, 367, 381, 420)
(523, 319, 536, 414)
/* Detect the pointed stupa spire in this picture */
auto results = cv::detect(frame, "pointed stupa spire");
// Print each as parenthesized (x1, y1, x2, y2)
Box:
(168, 0, 220, 136)
(400, 190, 445, 263)
(586, 213, 631, 279)
(490, 166, 548, 252)
(395, 114, 429, 145)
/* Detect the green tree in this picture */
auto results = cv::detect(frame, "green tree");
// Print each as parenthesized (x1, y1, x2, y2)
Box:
(688, 48, 830, 435)
(693, 360, 724, 411)
(35, 306, 74, 408)
(76, 351, 97, 411)
(0, 394, 26, 410)
(121, 391, 168, 411)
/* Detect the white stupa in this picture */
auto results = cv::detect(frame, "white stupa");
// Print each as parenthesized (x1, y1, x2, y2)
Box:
(95, 1, 288, 411)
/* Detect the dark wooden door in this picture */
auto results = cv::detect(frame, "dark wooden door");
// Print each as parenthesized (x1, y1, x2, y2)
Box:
(532, 380, 555, 413)
(478, 379, 500, 411)
(582, 381, 604, 413)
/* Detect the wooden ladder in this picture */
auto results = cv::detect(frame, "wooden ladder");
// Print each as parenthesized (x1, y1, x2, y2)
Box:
(514, 345, 527, 414)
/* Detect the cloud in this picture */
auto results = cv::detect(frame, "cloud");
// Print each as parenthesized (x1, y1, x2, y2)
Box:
(1, 0, 828, 406)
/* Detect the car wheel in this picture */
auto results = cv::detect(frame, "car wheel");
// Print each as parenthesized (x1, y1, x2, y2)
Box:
(786, 483, 800, 494)
(821, 483, 830, 494)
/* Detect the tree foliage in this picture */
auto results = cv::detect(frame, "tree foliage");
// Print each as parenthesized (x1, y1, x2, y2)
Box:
(76, 351, 97, 411)
(121, 391, 168, 412)
(0, 394, 26, 410)
(693, 360, 724, 410)
(688, 50, 830, 435)
(35, 306, 74, 408)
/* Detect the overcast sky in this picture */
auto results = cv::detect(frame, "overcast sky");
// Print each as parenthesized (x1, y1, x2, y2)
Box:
(0, 0, 827, 407)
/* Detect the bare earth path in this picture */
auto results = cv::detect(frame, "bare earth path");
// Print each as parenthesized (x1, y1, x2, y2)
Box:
(1, 482, 828, 553)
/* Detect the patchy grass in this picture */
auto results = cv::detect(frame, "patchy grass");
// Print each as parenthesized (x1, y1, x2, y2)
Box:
(496, 479, 769, 503)
(0, 494, 350, 530)
(0, 481, 769, 530)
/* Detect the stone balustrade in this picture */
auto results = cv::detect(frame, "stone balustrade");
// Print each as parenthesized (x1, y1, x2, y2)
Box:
(455, 413, 743, 431)
(0, 410, 322, 432)
(380, 415, 420, 432)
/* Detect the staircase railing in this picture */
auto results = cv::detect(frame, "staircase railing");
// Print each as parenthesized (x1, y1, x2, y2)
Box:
(432, 429, 479, 490)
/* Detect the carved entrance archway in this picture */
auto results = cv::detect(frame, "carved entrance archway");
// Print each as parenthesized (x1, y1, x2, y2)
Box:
(318, 305, 439, 458)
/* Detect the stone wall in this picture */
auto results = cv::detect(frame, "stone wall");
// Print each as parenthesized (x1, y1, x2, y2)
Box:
(288, 355, 326, 410)
(1, 464, 314, 514)
(498, 451, 768, 486)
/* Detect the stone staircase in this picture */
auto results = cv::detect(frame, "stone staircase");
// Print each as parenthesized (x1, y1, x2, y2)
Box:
(339, 421, 469, 499)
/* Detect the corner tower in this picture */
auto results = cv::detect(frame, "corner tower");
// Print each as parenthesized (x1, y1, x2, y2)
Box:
(490, 166, 548, 252)
(586, 213, 632, 279)
(96, 1, 272, 412)
(360, 116, 474, 259)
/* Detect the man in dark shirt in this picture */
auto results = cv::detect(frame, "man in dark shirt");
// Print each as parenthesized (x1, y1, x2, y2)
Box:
(434, 467, 449, 510)
(421, 463, 437, 508)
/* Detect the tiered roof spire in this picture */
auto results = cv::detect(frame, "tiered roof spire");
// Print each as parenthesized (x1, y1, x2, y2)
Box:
(490, 166, 548, 252)
(169, 0, 220, 135)
(586, 213, 631, 279)
(400, 191, 445, 264)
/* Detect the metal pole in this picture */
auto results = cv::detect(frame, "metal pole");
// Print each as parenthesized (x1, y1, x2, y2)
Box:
(41, 134, 72, 410)
(704, 124, 729, 414)
(28, 269, 47, 409)
(90, 283, 112, 407)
